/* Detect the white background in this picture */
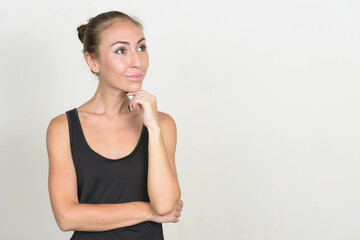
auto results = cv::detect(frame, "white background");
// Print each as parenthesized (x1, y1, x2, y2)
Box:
(1, 0, 359, 239)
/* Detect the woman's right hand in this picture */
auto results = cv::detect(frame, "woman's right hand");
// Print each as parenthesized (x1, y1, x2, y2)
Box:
(149, 199, 183, 223)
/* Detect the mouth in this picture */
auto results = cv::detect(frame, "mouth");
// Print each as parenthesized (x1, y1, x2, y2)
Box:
(125, 73, 143, 82)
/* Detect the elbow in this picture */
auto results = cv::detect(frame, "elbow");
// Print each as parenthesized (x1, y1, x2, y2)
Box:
(59, 222, 71, 232)
(153, 192, 182, 216)
(57, 215, 72, 232)
(56, 209, 75, 232)
(154, 204, 174, 216)
(151, 200, 175, 216)
(56, 218, 70, 232)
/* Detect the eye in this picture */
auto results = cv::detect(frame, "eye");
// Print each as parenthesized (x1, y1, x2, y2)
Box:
(137, 45, 147, 52)
(115, 48, 126, 54)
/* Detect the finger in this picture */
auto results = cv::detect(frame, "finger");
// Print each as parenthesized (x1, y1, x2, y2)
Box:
(131, 97, 151, 111)
(131, 96, 151, 103)
(128, 94, 156, 106)
(177, 204, 183, 210)
(128, 92, 152, 99)
(177, 199, 183, 206)
(127, 92, 155, 110)
(129, 95, 148, 105)
(176, 205, 182, 211)
(126, 90, 151, 98)
(127, 90, 145, 95)
(129, 97, 139, 110)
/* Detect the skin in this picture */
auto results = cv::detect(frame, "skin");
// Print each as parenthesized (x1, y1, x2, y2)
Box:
(46, 19, 183, 232)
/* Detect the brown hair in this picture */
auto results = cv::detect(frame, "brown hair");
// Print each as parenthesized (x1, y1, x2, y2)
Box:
(77, 11, 143, 60)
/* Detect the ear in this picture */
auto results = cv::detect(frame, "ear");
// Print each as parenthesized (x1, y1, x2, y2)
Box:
(84, 52, 100, 73)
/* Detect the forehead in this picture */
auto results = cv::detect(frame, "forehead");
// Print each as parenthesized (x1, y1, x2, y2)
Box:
(100, 19, 144, 46)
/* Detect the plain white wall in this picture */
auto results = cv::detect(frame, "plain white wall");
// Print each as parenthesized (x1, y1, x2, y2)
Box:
(1, 0, 359, 239)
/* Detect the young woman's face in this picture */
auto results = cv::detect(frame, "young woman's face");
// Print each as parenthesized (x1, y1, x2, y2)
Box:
(95, 19, 149, 91)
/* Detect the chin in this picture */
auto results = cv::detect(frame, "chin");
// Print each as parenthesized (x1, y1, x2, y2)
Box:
(128, 84, 143, 91)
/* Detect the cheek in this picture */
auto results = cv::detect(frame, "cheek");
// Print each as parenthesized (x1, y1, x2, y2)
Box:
(109, 58, 129, 73)
(141, 55, 149, 68)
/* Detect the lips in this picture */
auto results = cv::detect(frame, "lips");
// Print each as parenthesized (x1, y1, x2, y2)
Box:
(125, 73, 143, 82)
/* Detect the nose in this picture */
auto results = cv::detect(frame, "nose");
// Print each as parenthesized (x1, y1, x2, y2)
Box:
(130, 51, 141, 68)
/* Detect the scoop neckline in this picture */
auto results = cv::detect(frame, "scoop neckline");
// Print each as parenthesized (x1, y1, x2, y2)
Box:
(73, 108, 145, 162)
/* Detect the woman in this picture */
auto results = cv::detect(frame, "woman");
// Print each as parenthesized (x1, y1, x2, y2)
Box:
(46, 11, 183, 240)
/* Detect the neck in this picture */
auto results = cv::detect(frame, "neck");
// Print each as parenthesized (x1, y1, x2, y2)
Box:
(87, 80, 132, 117)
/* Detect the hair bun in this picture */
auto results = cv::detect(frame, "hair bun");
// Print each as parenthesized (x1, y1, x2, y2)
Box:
(77, 24, 87, 43)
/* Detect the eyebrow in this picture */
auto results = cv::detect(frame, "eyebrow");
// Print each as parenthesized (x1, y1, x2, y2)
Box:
(111, 37, 146, 46)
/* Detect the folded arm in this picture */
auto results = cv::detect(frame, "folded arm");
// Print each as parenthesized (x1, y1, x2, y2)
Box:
(46, 114, 153, 232)
(147, 112, 181, 215)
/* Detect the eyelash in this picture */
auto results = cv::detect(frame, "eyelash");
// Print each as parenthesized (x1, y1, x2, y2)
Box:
(115, 45, 147, 54)
(138, 45, 147, 51)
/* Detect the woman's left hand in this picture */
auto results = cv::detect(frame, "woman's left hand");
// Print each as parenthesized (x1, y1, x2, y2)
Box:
(126, 90, 160, 129)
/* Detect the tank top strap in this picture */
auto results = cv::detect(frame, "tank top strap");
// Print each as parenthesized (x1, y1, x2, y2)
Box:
(65, 108, 78, 147)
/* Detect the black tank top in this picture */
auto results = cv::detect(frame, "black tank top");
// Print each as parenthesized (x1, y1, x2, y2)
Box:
(65, 108, 164, 240)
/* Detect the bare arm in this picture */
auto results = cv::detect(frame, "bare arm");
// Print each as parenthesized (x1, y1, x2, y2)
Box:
(60, 202, 152, 232)
(147, 112, 181, 215)
(46, 114, 152, 232)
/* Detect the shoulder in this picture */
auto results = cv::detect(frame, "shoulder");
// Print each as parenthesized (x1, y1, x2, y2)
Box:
(46, 113, 69, 146)
(158, 111, 177, 132)
(157, 111, 177, 145)
(47, 113, 68, 134)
